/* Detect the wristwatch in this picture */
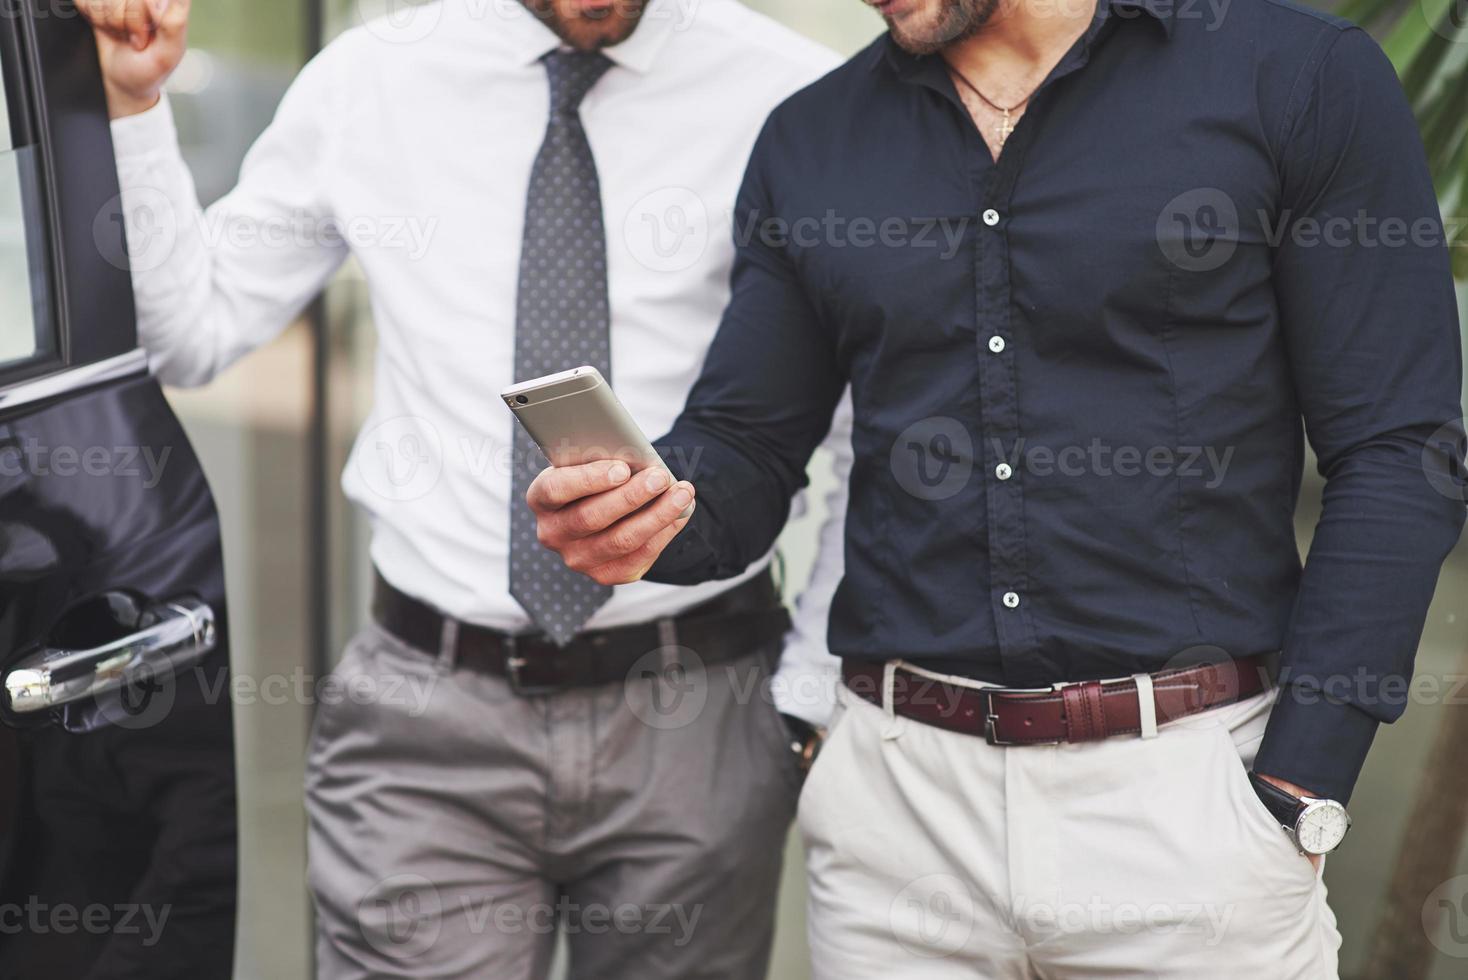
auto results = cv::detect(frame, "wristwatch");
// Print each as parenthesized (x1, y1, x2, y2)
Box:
(1247, 772, 1352, 856)
(779, 714, 826, 775)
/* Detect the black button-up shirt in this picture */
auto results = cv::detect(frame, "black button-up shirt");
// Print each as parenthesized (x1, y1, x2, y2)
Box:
(650, 0, 1465, 802)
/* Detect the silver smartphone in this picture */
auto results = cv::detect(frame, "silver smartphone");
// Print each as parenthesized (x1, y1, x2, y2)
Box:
(502, 366, 679, 492)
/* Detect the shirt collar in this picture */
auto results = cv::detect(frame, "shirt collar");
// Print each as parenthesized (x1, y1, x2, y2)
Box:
(495, 0, 679, 75)
(1106, 0, 1175, 37)
(867, 0, 1173, 76)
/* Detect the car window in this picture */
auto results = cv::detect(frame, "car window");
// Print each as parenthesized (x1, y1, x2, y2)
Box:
(0, 56, 55, 375)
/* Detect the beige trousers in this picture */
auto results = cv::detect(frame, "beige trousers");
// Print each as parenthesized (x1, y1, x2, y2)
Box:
(799, 664, 1342, 979)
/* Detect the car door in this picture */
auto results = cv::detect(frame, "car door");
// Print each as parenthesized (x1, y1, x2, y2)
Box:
(0, 6, 236, 978)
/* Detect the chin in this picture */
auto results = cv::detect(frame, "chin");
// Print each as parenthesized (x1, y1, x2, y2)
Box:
(888, 20, 948, 56)
(559, 19, 640, 50)
(886, 0, 994, 56)
(541, 0, 646, 51)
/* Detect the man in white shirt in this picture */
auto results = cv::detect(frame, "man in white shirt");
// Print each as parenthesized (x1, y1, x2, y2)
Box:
(79, 0, 847, 976)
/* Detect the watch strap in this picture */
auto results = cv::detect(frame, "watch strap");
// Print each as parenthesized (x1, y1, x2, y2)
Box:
(1247, 771, 1305, 829)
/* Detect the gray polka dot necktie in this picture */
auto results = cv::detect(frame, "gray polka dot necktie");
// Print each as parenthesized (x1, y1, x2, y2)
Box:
(510, 50, 615, 646)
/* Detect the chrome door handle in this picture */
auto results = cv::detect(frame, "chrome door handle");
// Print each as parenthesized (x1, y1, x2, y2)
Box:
(3, 598, 217, 714)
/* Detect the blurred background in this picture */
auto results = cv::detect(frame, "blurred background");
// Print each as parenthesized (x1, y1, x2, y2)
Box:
(148, 1, 1468, 977)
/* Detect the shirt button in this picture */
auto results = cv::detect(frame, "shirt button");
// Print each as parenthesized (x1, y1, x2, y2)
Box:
(983, 208, 1001, 226)
(988, 335, 1005, 353)
(995, 463, 1013, 481)
(1002, 591, 1021, 609)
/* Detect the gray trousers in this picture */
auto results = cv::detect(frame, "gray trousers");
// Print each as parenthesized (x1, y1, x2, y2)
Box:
(306, 623, 801, 980)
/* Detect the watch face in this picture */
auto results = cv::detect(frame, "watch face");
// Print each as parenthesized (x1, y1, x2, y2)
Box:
(1295, 801, 1351, 855)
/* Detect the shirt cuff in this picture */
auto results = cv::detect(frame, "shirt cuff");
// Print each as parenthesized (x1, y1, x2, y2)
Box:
(771, 649, 840, 729)
(646, 444, 720, 583)
(1253, 684, 1380, 806)
(109, 93, 179, 162)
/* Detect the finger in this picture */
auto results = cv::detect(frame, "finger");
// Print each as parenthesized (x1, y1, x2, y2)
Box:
(526, 459, 632, 513)
(76, 0, 132, 34)
(155, 0, 190, 37)
(76, 0, 110, 28)
(549, 466, 676, 539)
(83, 0, 159, 49)
(118, 0, 157, 48)
(565, 481, 695, 567)
(587, 513, 693, 585)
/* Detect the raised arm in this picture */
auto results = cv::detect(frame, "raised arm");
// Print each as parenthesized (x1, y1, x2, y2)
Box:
(83, 0, 349, 387)
(1252, 28, 1467, 804)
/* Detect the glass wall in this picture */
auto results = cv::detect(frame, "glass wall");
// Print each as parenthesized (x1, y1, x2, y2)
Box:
(0, 150, 45, 367)
(0, 55, 53, 372)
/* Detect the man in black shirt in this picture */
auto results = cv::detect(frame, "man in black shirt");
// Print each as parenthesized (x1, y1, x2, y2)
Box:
(526, 0, 1465, 973)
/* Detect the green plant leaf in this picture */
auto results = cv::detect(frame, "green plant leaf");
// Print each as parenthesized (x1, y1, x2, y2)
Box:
(1379, 0, 1468, 278)
(1399, 14, 1459, 102)
(1414, 61, 1468, 182)
(1336, 0, 1405, 32)
(1383, 0, 1454, 66)
(1447, 128, 1468, 223)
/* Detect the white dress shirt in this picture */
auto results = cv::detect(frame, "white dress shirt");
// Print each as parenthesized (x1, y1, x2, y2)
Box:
(109, 0, 848, 718)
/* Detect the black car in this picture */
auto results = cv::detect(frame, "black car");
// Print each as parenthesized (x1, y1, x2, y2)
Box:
(0, 6, 237, 978)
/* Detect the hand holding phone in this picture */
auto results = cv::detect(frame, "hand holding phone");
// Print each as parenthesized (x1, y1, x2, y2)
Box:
(505, 367, 696, 585)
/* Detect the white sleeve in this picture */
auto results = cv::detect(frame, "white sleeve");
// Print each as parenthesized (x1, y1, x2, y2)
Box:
(109, 50, 349, 388)
(772, 389, 853, 729)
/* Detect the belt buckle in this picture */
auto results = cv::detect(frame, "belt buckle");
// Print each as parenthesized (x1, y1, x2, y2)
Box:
(980, 687, 1065, 747)
(504, 637, 558, 698)
(982, 709, 1013, 746)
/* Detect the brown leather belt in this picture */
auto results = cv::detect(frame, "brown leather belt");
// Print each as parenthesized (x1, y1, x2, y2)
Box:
(373, 568, 790, 695)
(841, 655, 1272, 745)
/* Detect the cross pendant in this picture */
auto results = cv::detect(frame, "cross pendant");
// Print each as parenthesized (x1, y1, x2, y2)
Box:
(997, 108, 1013, 147)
